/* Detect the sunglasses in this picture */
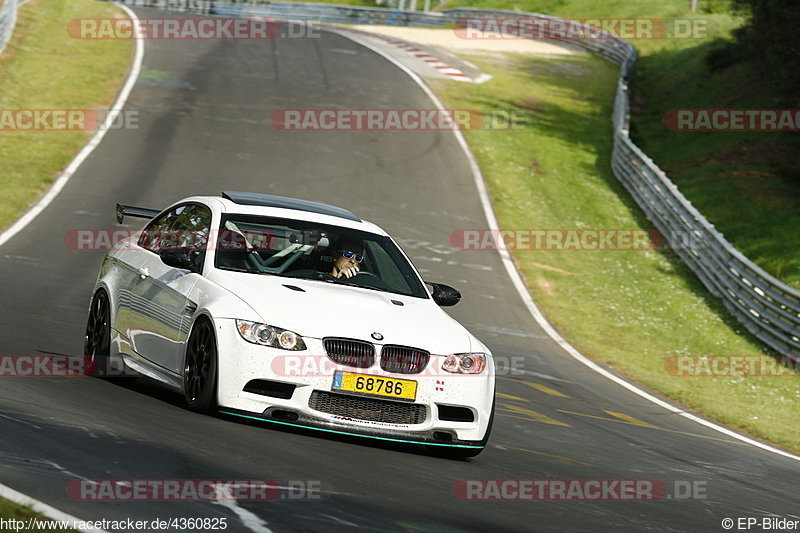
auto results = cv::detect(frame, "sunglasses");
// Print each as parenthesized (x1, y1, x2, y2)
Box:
(337, 250, 364, 263)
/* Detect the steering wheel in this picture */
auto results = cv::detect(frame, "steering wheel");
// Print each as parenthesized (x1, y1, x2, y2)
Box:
(317, 271, 377, 283)
(351, 271, 379, 279)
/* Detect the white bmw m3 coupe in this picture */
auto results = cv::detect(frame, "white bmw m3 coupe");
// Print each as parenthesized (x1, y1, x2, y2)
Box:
(85, 192, 495, 456)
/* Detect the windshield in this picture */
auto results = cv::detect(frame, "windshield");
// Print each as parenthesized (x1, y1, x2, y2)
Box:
(214, 214, 428, 299)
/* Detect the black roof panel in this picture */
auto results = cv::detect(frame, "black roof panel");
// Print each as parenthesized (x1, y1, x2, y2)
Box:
(222, 191, 361, 222)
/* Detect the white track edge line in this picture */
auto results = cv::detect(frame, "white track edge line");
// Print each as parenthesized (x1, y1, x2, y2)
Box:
(0, 2, 142, 528)
(332, 28, 800, 464)
(0, 2, 143, 250)
(0, 484, 106, 533)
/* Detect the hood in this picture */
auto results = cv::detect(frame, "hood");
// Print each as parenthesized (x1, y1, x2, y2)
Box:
(210, 271, 475, 354)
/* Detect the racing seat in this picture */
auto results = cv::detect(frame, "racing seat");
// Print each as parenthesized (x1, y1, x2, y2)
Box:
(215, 229, 250, 270)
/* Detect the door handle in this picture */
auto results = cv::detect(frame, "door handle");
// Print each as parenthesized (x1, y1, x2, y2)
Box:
(138, 267, 149, 280)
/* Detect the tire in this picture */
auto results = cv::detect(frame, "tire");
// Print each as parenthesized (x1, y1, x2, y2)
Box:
(84, 290, 111, 377)
(183, 318, 218, 413)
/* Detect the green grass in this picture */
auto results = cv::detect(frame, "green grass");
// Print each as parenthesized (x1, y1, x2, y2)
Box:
(0, 0, 133, 231)
(441, 0, 731, 19)
(429, 49, 800, 453)
(257, 0, 376, 5)
(0, 0, 795, 455)
(0, 498, 75, 532)
(436, 0, 800, 287)
(630, 31, 800, 289)
(323, 0, 800, 282)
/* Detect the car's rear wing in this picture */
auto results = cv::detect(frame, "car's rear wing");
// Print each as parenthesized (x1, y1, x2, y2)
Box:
(116, 203, 160, 224)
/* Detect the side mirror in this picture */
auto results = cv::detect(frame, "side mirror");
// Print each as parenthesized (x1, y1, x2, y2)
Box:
(160, 249, 200, 273)
(427, 282, 461, 307)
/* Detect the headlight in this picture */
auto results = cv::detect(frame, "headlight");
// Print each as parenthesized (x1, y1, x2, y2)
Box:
(442, 353, 486, 374)
(236, 320, 307, 351)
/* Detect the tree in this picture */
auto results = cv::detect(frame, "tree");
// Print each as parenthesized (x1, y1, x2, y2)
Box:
(731, 0, 800, 105)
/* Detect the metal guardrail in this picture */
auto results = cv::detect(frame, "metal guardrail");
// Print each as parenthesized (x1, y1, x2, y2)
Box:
(446, 8, 636, 66)
(447, 8, 800, 357)
(102, 1, 800, 356)
(0, 0, 33, 56)
(0, 0, 19, 55)
(117, 0, 448, 26)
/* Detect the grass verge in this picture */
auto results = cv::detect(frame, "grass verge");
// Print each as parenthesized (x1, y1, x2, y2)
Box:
(0, 0, 133, 232)
(428, 48, 800, 453)
(439, 0, 800, 287)
(257, 0, 376, 5)
(0, 497, 75, 532)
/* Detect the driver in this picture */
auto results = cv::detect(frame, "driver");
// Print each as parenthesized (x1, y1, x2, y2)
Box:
(331, 242, 363, 279)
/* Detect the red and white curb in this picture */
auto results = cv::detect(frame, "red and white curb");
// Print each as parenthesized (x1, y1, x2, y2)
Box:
(358, 32, 490, 83)
(383, 38, 467, 80)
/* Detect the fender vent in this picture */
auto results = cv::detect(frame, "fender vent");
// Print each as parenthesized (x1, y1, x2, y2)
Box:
(243, 380, 296, 400)
(437, 404, 474, 423)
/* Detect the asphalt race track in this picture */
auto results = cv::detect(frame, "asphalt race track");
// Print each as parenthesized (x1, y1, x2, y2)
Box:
(0, 10, 798, 532)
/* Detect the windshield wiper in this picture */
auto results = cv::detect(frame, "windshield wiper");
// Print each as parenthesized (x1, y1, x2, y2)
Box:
(334, 280, 394, 294)
(282, 271, 322, 280)
(282, 271, 402, 295)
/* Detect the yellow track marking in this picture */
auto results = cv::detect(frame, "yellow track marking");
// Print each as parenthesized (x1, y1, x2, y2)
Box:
(603, 411, 660, 428)
(557, 410, 745, 445)
(496, 392, 529, 402)
(499, 444, 593, 466)
(524, 382, 571, 398)
(498, 377, 572, 398)
(499, 403, 572, 427)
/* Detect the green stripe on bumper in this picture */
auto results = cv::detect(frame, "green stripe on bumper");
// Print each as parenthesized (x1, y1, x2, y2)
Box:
(219, 410, 482, 449)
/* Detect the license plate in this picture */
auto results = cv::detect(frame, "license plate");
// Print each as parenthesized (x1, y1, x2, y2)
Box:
(332, 371, 417, 401)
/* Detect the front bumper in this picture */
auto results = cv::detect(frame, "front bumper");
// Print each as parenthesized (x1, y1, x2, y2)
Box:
(214, 318, 495, 447)
(219, 408, 487, 449)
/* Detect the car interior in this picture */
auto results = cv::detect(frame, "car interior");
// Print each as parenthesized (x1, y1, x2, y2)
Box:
(212, 215, 426, 298)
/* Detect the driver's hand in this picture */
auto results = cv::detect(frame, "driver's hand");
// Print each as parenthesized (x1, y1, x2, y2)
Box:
(338, 265, 360, 279)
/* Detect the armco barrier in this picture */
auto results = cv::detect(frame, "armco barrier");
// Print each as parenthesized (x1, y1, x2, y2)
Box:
(99, 2, 799, 356)
(114, 0, 448, 26)
(0, 0, 48, 55)
(449, 9, 799, 357)
(0, 0, 19, 55)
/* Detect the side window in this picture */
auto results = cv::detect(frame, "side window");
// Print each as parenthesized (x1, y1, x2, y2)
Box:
(172, 204, 212, 254)
(138, 208, 179, 252)
(138, 204, 212, 255)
